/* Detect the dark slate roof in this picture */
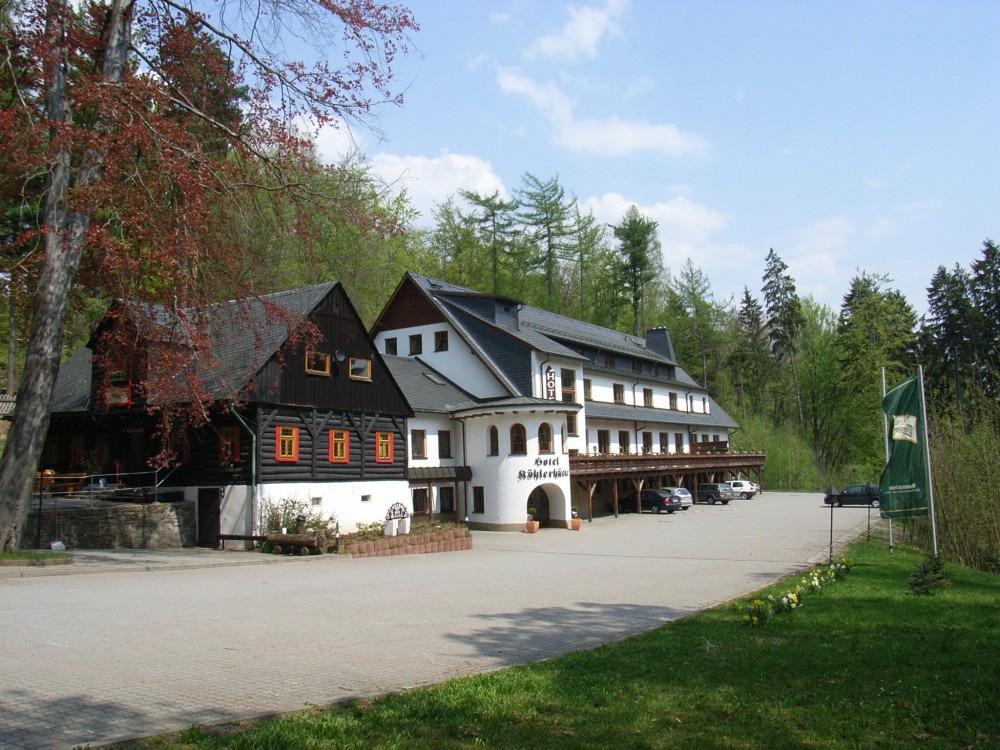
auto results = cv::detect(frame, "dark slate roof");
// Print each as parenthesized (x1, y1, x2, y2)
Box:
(50, 347, 96, 413)
(406, 273, 680, 372)
(585, 399, 739, 430)
(381, 356, 478, 413)
(51, 283, 339, 412)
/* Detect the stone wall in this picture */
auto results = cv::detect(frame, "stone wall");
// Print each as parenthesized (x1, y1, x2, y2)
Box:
(22, 502, 197, 549)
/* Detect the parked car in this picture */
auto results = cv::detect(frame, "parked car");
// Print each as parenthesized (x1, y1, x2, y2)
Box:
(728, 480, 756, 499)
(620, 489, 683, 514)
(661, 486, 693, 510)
(824, 484, 881, 508)
(697, 483, 733, 505)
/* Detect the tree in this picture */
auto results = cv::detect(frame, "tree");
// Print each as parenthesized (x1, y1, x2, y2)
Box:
(0, 0, 417, 551)
(970, 239, 1000, 397)
(761, 249, 805, 432)
(515, 173, 572, 309)
(924, 263, 976, 424)
(610, 205, 659, 336)
(459, 189, 518, 295)
(837, 271, 917, 472)
(729, 287, 771, 422)
(662, 259, 725, 391)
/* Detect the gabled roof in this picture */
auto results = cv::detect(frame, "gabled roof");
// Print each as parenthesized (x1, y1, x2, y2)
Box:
(405, 272, 680, 370)
(381, 356, 478, 414)
(52, 282, 341, 413)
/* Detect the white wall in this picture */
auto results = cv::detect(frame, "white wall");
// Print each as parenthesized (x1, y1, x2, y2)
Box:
(373, 324, 507, 398)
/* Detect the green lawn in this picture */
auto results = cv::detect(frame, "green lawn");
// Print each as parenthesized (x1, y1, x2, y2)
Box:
(111, 536, 999, 749)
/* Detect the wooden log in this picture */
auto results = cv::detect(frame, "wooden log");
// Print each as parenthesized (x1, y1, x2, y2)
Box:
(265, 531, 327, 551)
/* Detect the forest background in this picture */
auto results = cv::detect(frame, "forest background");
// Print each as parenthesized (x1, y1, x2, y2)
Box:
(0, 1, 996, 569)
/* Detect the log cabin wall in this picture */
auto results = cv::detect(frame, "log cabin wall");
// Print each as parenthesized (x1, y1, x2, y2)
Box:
(256, 406, 406, 484)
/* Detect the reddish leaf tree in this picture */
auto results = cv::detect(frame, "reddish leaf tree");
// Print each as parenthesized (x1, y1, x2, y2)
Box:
(0, 0, 416, 550)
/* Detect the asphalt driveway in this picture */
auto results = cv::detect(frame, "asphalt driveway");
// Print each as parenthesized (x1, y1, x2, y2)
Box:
(0, 492, 875, 749)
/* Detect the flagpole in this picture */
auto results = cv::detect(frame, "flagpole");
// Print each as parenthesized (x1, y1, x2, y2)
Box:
(917, 365, 939, 557)
(882, 367, 893, 553)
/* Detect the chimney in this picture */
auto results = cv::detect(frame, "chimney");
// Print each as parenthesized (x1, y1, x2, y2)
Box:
(645, 328, 676, 361)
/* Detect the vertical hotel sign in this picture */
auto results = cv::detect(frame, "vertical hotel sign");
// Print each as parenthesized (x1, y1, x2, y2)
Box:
(878, 371, 931, 519)
(544, 366, 557, 399)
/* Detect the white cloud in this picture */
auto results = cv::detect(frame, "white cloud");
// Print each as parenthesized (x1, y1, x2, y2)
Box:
(524, 0, 629, 61)
(558, 116, 709, 158)
(369, 150, 507, 223)
(496, 67, 707, 158)
(777, 216, 857, 304)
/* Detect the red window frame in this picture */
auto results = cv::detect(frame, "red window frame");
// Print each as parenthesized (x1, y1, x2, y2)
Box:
(329, 429, 349, 463)
(276, 426, 299, 462)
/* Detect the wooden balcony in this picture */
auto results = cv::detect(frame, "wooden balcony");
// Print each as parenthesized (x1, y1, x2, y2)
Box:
(569, 449, 766, 480)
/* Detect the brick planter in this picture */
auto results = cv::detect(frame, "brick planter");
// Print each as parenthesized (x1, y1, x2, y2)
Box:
(338, 526, 472, 558)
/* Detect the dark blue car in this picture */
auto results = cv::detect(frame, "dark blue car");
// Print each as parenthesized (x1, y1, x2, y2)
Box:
(824, 483, 881, 508)
(619, 489, 683, 514)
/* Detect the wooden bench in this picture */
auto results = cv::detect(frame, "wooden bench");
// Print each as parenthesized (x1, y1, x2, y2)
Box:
(34, 472, 88, 496)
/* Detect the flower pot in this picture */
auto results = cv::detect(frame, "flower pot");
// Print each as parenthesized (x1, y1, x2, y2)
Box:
(570, 518, 582, 531)
(525, 520, 540, 533)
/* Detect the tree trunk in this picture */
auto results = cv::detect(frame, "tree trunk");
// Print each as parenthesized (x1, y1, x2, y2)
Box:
(0, 0, 131, 551)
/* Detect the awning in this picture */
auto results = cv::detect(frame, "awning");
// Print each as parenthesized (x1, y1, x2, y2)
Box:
(408, 466, 473, 482)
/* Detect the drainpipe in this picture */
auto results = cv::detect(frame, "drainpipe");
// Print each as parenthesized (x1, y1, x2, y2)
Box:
(230, 405, 258, 534)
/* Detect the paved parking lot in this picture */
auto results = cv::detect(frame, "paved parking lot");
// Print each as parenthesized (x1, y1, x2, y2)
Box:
(0, 492, 875, 749)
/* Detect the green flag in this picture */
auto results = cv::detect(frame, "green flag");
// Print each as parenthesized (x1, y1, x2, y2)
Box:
(879, 372, 930, 519)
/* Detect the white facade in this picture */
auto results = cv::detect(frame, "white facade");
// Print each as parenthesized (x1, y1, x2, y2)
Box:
(457, 406, 574, 531)
(373, 323, 507, 398)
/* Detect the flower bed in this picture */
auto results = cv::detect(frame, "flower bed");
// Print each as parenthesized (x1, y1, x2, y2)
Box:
(336, 525, 472, 558)
(738, 557, 854, 627)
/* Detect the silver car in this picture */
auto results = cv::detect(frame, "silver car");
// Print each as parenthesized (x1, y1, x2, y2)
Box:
(661, 486, 693, 510)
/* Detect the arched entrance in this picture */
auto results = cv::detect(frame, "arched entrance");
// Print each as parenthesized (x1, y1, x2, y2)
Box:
(527, 487, 550, 526)
(527, 482, 569, 527)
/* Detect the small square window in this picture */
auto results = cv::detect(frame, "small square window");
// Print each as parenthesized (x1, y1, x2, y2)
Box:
(349, 358, 372, 381)
(434, 330, 448, 352)
(409, 334, 423, 356)
(384, 337, 397, 356)
(305, 350, 331, 376)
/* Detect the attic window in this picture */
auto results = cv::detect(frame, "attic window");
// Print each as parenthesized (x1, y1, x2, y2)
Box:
(306, 350, 331, 376)
(423, 371, 446, 386)
(349, 358, 371, 381)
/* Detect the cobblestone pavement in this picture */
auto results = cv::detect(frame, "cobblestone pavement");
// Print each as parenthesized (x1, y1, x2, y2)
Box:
(0, 493, 875, 749)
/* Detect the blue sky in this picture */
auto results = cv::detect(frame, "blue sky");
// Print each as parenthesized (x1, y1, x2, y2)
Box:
(315, 1, 999, 316)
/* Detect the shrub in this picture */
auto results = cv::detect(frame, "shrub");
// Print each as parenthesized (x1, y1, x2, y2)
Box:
(908, 554, 951, 595)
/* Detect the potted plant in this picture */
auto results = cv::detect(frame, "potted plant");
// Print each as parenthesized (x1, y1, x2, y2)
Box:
(525, 506, 540, 533)
(570, 506, 582, 531)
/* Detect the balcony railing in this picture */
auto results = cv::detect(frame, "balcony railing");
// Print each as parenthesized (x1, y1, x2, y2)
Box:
(569, 449, 766, 477)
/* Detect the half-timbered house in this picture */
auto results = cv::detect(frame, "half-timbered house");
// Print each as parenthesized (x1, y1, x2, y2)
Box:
(42, 282, 412, 545)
